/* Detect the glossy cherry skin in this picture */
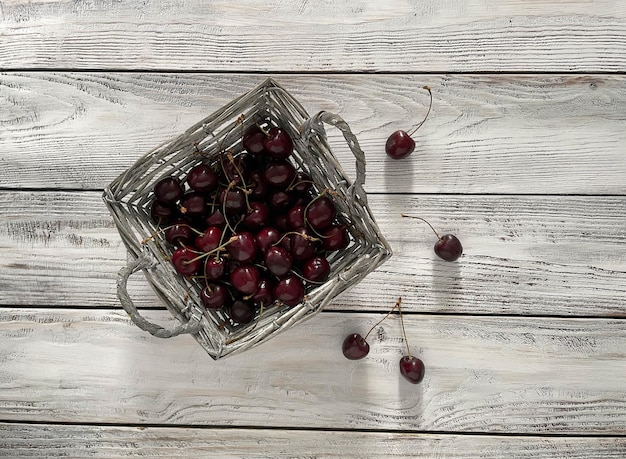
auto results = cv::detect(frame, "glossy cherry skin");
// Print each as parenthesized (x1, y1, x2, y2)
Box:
(399, 356, 425, 384)
(165, 221, 194, 246)
(227, 232, 257, 263)
(219, 188, 247, 214)
(229, 300, 255, 324)
(154, 177, 184, 204)
(230, 263, 261, 295)
(281, 227, 318, 261)
(194, 226, 223, 252)
(302, 255, 331, 282)
(179, 191, 206, 216)
(434, 234, 463, 261)
(385, 130, 415, 159)
(263, 127, 293, 160)
(171, 247, 201, 276)
(205, 209, 227, 228)
(243, 202, 270, 230)
(186, 164, 218, 192)
(200, 283, 229, 309)
(342, 333, 370, 360)
(286, 205, 306, 230)
(243, 125, 267, 155)
(274, 275, 304, 307)
(150, 200, 176, 224)
(321, 225, 350, 251)
(263, 160, 296, 189)
(255, 226, 281, 253)
(251, 278, 274, 307)
(264, 246, 293, 277)
(305, 196, 336, 230)
(203, 256, 226, 280)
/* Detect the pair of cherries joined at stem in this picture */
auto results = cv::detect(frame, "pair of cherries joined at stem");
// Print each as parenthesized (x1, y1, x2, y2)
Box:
(342, 297, 425, 385)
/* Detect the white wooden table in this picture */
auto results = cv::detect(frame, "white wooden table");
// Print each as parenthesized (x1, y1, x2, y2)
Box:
(1, 1, 625, 457)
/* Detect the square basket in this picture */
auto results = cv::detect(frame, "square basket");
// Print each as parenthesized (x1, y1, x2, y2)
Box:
(103, 78, 392, 359)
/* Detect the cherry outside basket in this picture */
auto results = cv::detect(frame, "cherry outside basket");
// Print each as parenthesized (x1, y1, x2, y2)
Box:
(103, 78, 392, 359)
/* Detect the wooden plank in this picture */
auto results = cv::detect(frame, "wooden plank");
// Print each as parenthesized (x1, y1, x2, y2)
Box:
(1, 73, 625, 194)
(0, 309, 624, 433)
(1, 191, 625, 316)
(1, 1, 625, 72)
(1, 424, 625, 459)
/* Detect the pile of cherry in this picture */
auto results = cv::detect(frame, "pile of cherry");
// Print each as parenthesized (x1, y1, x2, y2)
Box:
(148, 121, 351, 328)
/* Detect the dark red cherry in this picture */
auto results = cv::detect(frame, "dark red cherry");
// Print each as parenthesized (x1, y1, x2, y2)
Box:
(434, 234, 463, 261)
(171, 247, 200, 276)
(247, 170, 268, 200)
(290, 172, 313, 194)
(243, 125, 267, 155)
(263, 127, 293, 160)
(255, 226, 281, 253)
(267, 190, 293, 212)
(302, 256, 331, 282)
(200, 283, 229, 309)
(385, 130, 415, 160)
(219, 187, 246, 214)
(282, 227, 318, 261)
(150, 200, 176, 224)
(229, 300, 255, 324)
(251, 278, 274, 307)
(286, 205, 306, 230)
(230, 263, 261, 295)
(194, 226, 223, 252)
(321, 225, 350, 251)
(165, 221, 194, 246)
(274, 275, 304, 307)
(264, 246, 293, 277)
(305, 196, 336, 231)
(154, 177, 184, 204)
(263, 160, 296, 188)
(179, 191, 206, 216)
(204, 256, 226, 280)
(342, 333, 370, 360)
(205, 209, 227, 228)
(243, 202, 270, 230)
(186, 164, 218, 192)
(399, 356, 425, 384)
(227, 232, 257, 262)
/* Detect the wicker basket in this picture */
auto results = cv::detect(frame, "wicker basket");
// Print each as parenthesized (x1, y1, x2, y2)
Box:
(103, 78, 392, 359)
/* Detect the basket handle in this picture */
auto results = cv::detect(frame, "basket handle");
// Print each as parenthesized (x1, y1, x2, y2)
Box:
(302, 111, 368, 205)
(117, 251, 203, 338)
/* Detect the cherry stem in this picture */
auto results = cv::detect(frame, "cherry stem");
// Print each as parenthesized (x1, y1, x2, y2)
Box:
(401, 214, 441, 240)
(407, 86, 433, 137)
(184, 235, 237, 264)
(141, 222, 204, 245)
(363, 299, 399, 341)
(396, 297, 412, 358)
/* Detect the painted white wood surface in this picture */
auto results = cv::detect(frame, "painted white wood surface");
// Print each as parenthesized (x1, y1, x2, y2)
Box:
(2, 423, 625, 458)
(1, 192, 625, 316)
(1, 0, 625, 72)
(1, 309, 625, 434)
(1, 73, 625, 194)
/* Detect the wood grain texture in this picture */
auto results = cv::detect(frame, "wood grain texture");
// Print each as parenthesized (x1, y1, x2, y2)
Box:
(1, 73, 625, 193)
(1, 191, 625, 316)
(0, 309, 624, 433)
(1, 0, 625, 72)
(1, 424, 625, 459)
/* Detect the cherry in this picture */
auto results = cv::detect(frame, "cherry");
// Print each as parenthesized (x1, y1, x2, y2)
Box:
(385, 86, 432, 160)
(263, 127, 293, 160)
(243, 125, 267, 155)
(205, 209, 227, 228)
(219, 188, 247, 214)
(305, 195, 336, 231)
(263, 160, 296, 188)
(200, 283, 229, 309)
(255, 226, 281, 253)
(286, 205, 306, 230)
(341, 299, 401, 360)
(243, 202, 270, 229)
(301, 255, 330, 282)
(204, 256, 226, 280)
(251, 277, 274, 307)
(399, 356, 425, 384)
(154, 177, 184, 204)
(320, 225, 350, 251)
(264, 246, 293, 277)
(247, 170, 268, 200)
(194, 226, 223, 252)
(401, 214, 463, 261)
(282, 228, 318, 261)
(186, 164, 218, 193)
(179, 191, 206, 216)
(229, 300, 256, 324)
(230, 263, 261, 294)
(227, 232, 257, 262)
(274, 275, 304, 307)
(267, 190, 293, 212)
(165, 221, 194, 246)
(342, 333, 370, 360)
(150, 200, 176, 224)
(171, 246, 201, 276)
(290, 172, 313, 194)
